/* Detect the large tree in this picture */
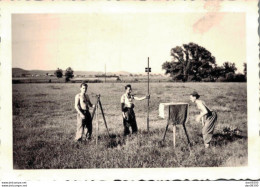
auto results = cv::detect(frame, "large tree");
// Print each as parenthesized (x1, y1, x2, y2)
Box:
(162, 43, 216, 82)
(65, 67, 74, 82)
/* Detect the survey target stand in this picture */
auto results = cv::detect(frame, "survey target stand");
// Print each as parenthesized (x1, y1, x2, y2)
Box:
(159, 103, 191, 148)
(91, 94, 110, 145)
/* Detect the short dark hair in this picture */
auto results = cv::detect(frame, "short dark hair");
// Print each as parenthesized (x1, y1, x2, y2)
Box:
(190, 91, 200, 99)
(193, 94, 200, 99)
(125, 84, 132, 90)
(191, 93, 200, 99)
(80, 82, 88, 88)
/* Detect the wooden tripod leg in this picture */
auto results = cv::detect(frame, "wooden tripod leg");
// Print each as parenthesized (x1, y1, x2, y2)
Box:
(98, 100, 110, 137)
(95, 104, 99, 145)
(183, 124, 191, 146)
(163, 107, 170, 141)
(91, 96, 100, 120)
(173, 125, 176, 148)
(81, 120, 84, 142)
(162, 124, 169, 141)
(162, 117, 170, 141)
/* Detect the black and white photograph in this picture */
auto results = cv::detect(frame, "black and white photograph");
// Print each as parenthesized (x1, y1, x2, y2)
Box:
(1, 0, 260, 182)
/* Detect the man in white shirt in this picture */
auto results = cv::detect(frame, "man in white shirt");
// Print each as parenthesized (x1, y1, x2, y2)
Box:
(121, 84, 149, 136)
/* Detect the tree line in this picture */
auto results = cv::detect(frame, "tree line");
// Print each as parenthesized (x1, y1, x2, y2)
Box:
(54, 67, 74, 82)
(162, 42, 247, 82)
(55, 43, 247, 83)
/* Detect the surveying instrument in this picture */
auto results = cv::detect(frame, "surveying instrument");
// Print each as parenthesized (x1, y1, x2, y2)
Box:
(91, 94, 110, 145)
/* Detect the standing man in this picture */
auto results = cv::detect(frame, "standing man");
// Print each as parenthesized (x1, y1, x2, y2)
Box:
(121, 84, 149, 136)
(74, 82, 95, 142)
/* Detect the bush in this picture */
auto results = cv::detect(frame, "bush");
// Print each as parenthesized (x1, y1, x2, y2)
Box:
(202, 77, 213, 82)
(216, 73, 246, 82)
(216, 76, 226, 82)
(225, 72, 235, 82)
(13, 80, 22, 84)
(234, 73, 246, 82)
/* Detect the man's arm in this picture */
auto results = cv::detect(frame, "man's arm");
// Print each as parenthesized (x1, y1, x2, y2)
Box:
(121, 95, 126, 119)
(134, 95, 150, 101)
(121, 103, 125, 112)
(196, 101, 208, 122)
(86, 94, 95, 108)
(75, 94, 85, 119)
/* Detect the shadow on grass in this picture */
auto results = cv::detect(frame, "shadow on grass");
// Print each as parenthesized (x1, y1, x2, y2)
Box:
(73, 133, 127, 148)
(106, 133, 125, 148)
(211, 133, 247, 147)
(105, 130, 162, 149)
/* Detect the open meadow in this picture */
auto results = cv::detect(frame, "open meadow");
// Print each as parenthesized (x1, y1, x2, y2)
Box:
(12, 82, 247, 169)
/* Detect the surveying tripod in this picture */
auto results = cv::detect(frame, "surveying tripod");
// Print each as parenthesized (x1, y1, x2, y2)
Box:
(91, 95, 110, 144)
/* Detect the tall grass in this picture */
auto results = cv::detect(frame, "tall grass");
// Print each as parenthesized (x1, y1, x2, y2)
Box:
(12, 83, 247, 169)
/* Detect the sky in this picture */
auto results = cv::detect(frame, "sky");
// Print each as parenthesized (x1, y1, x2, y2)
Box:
(12, 12, 246, 74)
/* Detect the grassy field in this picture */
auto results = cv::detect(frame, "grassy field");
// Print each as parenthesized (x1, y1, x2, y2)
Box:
(12, 82, 247, 169)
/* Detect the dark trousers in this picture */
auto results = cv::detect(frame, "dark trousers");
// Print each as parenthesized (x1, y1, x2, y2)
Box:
(123, 108, 138, 135)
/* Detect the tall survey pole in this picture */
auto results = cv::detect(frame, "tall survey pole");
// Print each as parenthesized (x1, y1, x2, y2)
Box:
(145, 57, 151, 131)
(105, 64, 106, 83)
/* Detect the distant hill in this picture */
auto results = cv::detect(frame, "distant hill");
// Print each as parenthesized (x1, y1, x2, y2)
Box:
(12, 68, 31, 77)
(29, 70, 54, 75)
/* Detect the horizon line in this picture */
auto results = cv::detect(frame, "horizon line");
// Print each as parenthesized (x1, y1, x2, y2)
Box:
(12, 67, 165, 74)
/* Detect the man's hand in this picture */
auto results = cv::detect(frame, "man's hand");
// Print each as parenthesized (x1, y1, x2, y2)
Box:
(80, 113, 85, 119)
(122, 112, 126, 119)
(92, 104, 95, 108)
(146, 95, 150, 99)
(196, 115, 200, 123)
